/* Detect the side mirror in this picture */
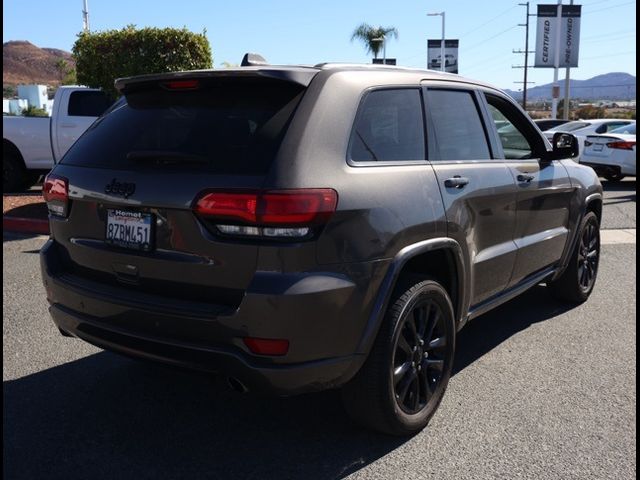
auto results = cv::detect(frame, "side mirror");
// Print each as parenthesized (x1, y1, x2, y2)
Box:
(542, 132, 579, 161)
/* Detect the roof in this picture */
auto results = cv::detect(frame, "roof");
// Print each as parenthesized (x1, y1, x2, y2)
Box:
(115, 62, 501, 95)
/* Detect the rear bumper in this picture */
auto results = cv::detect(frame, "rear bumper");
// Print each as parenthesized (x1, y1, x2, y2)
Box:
(40, 240, 388, 395)
(581, 159, 636, 177)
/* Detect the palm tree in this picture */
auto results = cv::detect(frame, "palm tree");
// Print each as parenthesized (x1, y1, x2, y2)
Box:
(351, 23, 399, 59)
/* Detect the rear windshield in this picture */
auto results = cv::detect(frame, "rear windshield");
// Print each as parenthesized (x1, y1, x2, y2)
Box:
(610, 124, 635, 135)
(553, 121, 590, 132)
(61, 79, 305, 175)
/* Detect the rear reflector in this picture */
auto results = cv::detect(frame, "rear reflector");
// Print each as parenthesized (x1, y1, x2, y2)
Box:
(243, 337, 289, 356)
(194, 189, 338, 233)
(607, 141, 636, 150)
(43, 174, 69, 217)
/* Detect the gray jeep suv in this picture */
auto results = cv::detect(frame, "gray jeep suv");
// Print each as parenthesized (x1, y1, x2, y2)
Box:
(40, 61, 602, 435)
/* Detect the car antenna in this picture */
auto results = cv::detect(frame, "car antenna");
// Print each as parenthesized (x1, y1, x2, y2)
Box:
(241, 53, 268, 67)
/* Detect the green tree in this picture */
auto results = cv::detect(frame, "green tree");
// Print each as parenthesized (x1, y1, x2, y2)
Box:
(574, 105, 606, 119)
(3, 85, 17, 98)
(55, 59, 77, 85)
(73, 26, 213, 99)
(22, 105, 49, 117)
(351, 23, 398, 59)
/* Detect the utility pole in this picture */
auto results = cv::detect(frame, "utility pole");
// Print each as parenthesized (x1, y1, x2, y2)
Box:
(82, 0, 90, 32)
(513, 2, 535, 111)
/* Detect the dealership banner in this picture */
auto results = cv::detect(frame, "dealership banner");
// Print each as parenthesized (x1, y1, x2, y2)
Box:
(535, 4, 582, 68)
(427, 39, 459, 74)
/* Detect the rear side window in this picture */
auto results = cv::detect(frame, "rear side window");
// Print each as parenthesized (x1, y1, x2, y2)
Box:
(349, 89, 425, 162)
(426, 89, 491, 161)
(67, 91, 112, 117)
(61, 80, 305, 175)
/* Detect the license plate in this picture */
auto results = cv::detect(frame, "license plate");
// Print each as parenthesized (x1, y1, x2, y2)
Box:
(593, 144, 604, 151)
(105, 209, 153, 251)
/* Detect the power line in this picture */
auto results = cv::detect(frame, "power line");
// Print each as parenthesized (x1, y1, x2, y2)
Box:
(583, 0, 635, 14)
(582, 33, 636, 44)
(459, 5, 518, 39)
(582, 28, 635, 40)
(581, 50, 636, 60)
(464, 26, 519, 54)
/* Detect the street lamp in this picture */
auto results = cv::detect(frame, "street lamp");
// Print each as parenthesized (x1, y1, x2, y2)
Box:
(372, 36, 386, 64)
(427, 11, 445, 72)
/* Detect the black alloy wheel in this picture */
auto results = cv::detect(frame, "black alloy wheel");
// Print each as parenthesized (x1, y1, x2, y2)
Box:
(548, 211, 600, 303)
(341, 277, 455, 436)
(393, 298, 447, 414)
(577, 217, 599, 292)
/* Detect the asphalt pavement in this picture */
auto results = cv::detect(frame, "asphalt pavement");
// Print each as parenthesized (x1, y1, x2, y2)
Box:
(3, 179, 636, 480)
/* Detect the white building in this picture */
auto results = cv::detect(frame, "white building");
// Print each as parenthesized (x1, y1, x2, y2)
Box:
(17, 85, 49, 109)
(2, 84, 53, 115)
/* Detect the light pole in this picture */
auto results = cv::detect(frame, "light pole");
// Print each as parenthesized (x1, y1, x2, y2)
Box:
(427, 12, 445, 72)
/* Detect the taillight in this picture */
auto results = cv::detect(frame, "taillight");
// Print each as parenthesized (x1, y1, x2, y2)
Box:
(193, 189, 338, 239)
(162, 79, 200, 90)
(607, 141, 636, 150)
(43, 174, 69, 217)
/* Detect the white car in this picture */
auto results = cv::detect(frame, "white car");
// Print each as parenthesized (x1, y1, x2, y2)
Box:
(544, 118, 635, 161)
(580, 123, 636, 181)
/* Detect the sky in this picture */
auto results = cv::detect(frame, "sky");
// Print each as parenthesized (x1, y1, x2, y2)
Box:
(2, 0, 636, 91)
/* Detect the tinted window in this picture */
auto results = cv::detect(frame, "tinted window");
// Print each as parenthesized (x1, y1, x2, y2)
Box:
(349, 89, 425, 162)
(426, 89, 491, 160)
(67, 91, 112, 117)
(61, 80, 305, 175)
(486, 101, 533, 159)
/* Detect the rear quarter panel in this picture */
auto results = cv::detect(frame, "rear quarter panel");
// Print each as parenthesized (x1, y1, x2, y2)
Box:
(266, 70, 448, 265)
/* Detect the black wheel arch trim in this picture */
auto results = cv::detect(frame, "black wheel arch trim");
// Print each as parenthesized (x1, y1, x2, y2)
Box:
(552, 191, 603, 282)
(355, 237, 467, 356)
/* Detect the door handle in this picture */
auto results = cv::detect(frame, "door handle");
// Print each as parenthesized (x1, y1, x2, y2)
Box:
(444, 176, 470, 189)
(517, 174, 535, 183)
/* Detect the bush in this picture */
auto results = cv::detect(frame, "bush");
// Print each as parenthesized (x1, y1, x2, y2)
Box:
(73, 25, 213, 99)
(22, 105, 49, 117)
(573, 105, 606, 120)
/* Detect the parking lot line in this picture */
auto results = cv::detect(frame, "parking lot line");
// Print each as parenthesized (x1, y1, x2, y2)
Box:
(601, 228, 636, 244)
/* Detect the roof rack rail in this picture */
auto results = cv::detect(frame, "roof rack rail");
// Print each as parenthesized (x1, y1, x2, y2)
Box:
(241, 53, 269, 67)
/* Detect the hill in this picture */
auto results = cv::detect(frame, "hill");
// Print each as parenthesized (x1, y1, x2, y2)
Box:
(3, 41, 75, 87)
(505, 72, 636, 101)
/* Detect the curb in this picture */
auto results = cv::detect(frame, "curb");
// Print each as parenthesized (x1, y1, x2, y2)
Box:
(3, 216, 49, 235)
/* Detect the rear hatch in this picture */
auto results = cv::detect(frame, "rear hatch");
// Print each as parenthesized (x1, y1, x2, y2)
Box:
(46, 71, 315, 314)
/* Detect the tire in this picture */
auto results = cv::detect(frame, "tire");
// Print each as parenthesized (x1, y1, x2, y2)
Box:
(3, 151, 27, 193)
(548, 211, 600, 303)
(341, 277, 456, 436)
(603, 172, 625, 182)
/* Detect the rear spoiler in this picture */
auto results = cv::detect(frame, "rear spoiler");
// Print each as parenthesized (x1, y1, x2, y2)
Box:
(115, 67, 319, 94)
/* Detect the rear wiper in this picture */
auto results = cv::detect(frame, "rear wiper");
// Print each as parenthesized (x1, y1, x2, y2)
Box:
(127, 150, 210, 165)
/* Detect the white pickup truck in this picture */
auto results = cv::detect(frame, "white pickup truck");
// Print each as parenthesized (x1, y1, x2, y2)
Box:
(3, 86, 112, 192)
